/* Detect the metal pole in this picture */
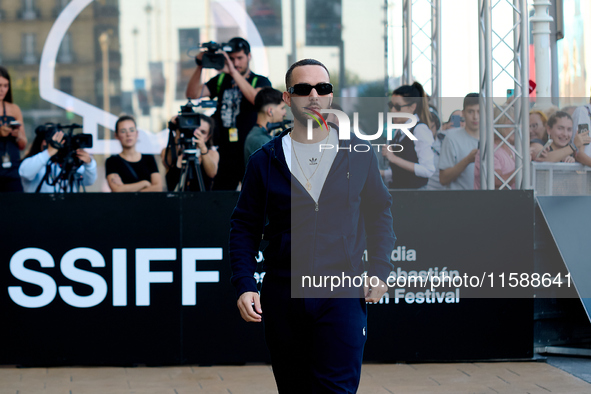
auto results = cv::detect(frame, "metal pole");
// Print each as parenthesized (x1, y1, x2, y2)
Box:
(402, 0, 412, 85)
(531, 0, 553, 102)
(99, 32, 110, 114)
(132, 27, 139, 80)
(513, 0, 523, 189)
(484, 0, 494, 190)
(384, 0, 389, 98)
(432, 0, 441, 115)
(479, 0, 485, 190)
(99, 31, 110, 157)
(521, 0, 531, 188)
(290, 0, 297, 64)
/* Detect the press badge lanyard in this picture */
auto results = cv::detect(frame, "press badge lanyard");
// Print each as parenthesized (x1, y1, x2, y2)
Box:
(217, 73, 259, 143)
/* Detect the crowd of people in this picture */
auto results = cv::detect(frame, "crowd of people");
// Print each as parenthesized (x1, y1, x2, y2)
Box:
(1, 35, 591, 193)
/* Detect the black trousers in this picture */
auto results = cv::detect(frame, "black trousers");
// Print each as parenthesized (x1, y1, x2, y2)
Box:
(261, 275, 367, 393)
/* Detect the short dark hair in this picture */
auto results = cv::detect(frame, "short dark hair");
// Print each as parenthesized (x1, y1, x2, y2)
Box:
(547, 111, 573, 129)
(463, 93, 479, 110)
(0, 66, 13, 103)
(254, 87, 283, 113)
(285, 59, 330, 89)
(115, 115, 136, 134)
(228, 37, 250, 55)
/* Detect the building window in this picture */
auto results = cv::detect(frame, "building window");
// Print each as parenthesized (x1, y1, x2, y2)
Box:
(22, 33, 37, 64)
(59, 76, 73, 95)
(54, 0, 70, 17)
(20, 0, 39, 20)
(58, 33, 74, 63)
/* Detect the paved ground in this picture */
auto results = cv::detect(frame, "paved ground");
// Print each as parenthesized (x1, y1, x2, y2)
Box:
(1, 360, 591, 394)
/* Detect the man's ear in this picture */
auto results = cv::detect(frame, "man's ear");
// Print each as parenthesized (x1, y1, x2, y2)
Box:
(283, 91, 291, 107)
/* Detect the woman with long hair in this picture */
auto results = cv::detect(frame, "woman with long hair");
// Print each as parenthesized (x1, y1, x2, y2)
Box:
(382, 81, 435, 189)
(106, 115, 163, 192)
(0, 66, 28, 191)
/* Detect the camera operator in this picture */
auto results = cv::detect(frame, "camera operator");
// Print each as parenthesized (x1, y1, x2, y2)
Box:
(19, 129, 96, 193)
(185, 37, 271, 190)
(0, 66, 28, 192)
(162, 115, 219, 191)
(244, 87, 286, 167)
(106, 115, 163, 192)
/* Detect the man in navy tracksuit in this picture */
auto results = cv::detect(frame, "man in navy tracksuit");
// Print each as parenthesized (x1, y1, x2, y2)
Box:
(230, 59, 395, 393)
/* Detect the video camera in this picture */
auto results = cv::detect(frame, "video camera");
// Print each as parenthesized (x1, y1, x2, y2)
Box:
(34, 123, 93, 193)
(36, 123, 92, 163)
(266, 119, 293, 136)
(200, 41, 240, 70)
(168, 100, 201, 149)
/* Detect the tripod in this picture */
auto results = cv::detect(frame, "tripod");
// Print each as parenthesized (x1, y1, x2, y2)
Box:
(35, 156, 85, 193)
(174, 147, 206, 192)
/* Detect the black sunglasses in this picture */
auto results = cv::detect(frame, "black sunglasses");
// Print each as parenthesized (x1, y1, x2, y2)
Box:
(287, 83, 333, 96)
(388, 102, 414, 111)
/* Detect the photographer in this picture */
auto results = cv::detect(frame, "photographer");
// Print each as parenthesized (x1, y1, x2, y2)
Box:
(243, 87, 286, 166)
(106, 115, 162, 193)
(19, 129, 96, 193)
(185, 37, 271, 190)
(0, 66, 28, 192)
(162, 115, 219, 191)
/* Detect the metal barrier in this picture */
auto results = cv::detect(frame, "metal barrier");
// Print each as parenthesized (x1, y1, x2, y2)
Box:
(532, 162, 591, 196)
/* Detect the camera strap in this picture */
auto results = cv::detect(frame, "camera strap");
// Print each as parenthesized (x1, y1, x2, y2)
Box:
(216, 73, 259, 94)
(118, 155, 141, 183)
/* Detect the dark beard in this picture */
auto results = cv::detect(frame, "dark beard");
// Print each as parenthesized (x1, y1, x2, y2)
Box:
(291, 103, 320, 129)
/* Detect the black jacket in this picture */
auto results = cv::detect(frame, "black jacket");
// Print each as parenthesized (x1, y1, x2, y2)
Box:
(229, 129, 396, 297)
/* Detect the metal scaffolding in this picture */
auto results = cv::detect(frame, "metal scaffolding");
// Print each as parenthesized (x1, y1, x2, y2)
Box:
(478, 0, 530, 190)
(402, 0, 441, 114)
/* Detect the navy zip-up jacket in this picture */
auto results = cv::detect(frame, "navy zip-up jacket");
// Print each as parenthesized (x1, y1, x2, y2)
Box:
(229, 129, 396, 297)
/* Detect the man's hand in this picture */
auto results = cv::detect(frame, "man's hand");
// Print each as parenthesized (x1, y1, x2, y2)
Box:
(364, 277, 388, 303)
(237, 291, 262, 322)
(466, 148, 478, 163)
(220, 51, 237, 76)
(195, 51, 205, 65)
(76, 149, 92, 164)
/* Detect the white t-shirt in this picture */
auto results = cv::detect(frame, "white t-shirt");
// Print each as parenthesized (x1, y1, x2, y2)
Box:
(438, 127, 479, 190)
(282, 128, 338, 202)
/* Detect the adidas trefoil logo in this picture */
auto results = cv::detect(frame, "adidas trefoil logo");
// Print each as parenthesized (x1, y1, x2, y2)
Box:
(309, 157, 318, 166)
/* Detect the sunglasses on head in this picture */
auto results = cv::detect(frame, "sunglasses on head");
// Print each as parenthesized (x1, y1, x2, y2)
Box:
(388, 102, 414, 111)
(287, 83, 333, 96)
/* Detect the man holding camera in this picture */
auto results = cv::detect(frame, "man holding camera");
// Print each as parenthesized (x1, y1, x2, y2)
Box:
(186, 37, 271, 190)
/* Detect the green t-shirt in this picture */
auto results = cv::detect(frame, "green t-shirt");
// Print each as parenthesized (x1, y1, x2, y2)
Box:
(244, 125, 272, 166)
